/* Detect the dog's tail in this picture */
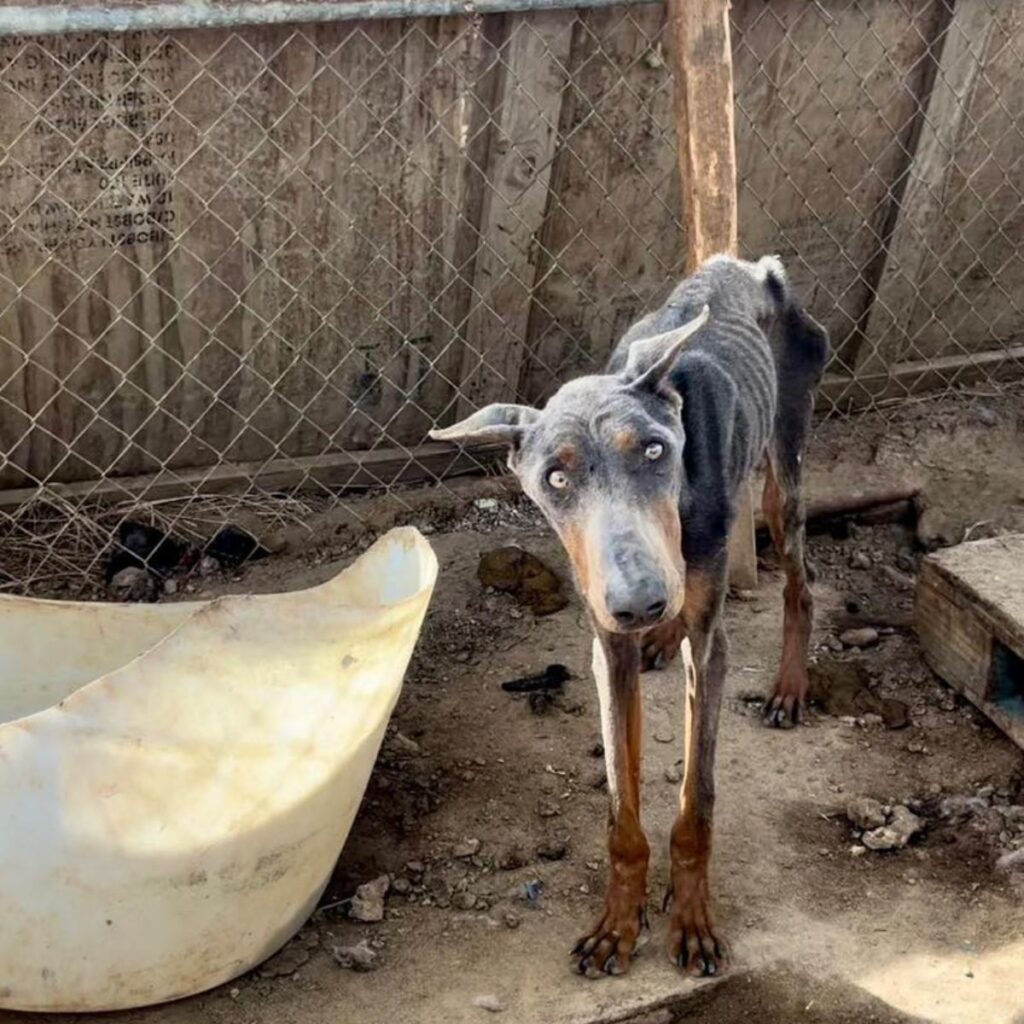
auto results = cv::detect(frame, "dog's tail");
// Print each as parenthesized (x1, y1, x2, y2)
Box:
(759, 256, 830, 392)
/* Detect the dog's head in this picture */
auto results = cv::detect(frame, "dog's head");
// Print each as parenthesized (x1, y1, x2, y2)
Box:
(431, 306, 708, 634)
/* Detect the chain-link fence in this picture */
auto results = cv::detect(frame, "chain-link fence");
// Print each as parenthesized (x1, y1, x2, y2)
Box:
(0, 0, 1021, 594)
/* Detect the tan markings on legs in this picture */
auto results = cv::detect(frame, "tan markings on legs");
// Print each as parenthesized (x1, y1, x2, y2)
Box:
(762, 459, 814, 728)
(667, 567, 727, 977)
(573, 636, 650, 978)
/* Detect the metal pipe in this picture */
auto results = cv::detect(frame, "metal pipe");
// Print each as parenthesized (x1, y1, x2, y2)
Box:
(0, 0, 655, 38)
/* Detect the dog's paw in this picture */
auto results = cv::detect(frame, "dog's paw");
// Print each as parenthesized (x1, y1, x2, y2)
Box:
(570, 905, 649, 978)
(762, 691, 802, 729)
(641, 616, 685, 672)
(762, 668, 809, 729)
(665, 887, 727, 978)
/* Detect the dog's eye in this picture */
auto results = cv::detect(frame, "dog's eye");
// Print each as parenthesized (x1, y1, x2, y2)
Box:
(644, 441, 664, 461)
(547, 468, 570, 490)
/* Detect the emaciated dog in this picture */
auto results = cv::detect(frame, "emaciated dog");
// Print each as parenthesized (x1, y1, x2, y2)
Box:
(431, 254, 829, 979)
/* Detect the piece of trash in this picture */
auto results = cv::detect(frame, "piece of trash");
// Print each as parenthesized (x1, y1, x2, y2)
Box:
(521, 879, 542, 903)
(501, 664, 570, 693)
(108, 566, 158, 603)
(206, 525, 270, 568)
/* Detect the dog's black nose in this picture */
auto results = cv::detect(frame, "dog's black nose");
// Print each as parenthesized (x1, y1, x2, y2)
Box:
(609, 590, 668, 631)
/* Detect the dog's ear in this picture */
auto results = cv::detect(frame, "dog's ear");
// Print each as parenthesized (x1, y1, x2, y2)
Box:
(429, 403, 539, 447)
(623, 305, 709, 391)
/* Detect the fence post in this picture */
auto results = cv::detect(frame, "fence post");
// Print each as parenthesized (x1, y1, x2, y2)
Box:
(669, 0, 757, 590)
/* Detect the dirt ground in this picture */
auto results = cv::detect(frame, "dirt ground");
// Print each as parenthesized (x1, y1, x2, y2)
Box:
(5, 393, 1024, 1024)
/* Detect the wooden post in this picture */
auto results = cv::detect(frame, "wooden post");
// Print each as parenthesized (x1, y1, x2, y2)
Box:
(669, 0, 757, 589)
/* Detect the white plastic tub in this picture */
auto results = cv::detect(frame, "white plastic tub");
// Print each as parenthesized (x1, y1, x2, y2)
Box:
(0, 527, 437, 1012)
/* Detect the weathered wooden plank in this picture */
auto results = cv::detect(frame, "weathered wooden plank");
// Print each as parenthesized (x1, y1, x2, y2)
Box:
(455, 9, 574, 414)
(0, 440, 507, 509)
(0, 18, 478, 488)
(917, 535, 1024, 750)
(858, 0, 998, 375)
(731, 0, 940, 367)
(670, 0, 754, 589)
(895, 0, 1023, 366)
(817, 343, 1024, 413)
(518, 3, 681, 405)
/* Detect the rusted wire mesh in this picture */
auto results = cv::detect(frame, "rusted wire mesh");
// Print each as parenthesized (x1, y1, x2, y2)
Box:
(0, 0, 1020, 594)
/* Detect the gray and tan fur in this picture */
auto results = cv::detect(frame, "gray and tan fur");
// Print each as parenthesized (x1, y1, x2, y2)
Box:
(431, 254, 829, 979)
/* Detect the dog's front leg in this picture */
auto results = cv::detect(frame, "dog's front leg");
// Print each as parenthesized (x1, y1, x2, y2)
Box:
(667, 563, 728, 976)
(572, 631, 650, 977)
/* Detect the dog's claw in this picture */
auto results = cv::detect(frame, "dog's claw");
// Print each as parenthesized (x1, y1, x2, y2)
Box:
(571, 905, 648, 979)
(762, 693, 801, 729)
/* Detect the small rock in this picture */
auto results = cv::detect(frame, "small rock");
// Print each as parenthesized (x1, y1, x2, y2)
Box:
(454, 838, 482, 858)
(406, 860, 425, 875)
(970, 808, 1004, 835)
(995, 848, 1024, 874)
(163, 577, 179, 596)
(472, 994, 505, 1013)
(998, 806, 1024, 827)
(862, 712, 884, 727)
(590, 742, 605, 758)
(850, 551, 872, 571)
(664, 763, 682, 784)
(863, 806, 923, 851)
(260, 944, 310, 978)
(653, 728, 674, 744)
(198, 554, 220, 577)
(503, 912, 521, 929)
(390, 731, 421, 755)
(850, 845, 867, 858)
(454, 892, 477, 911)
(477, 546, 568, 616)
(498, 846, 528, 871)
(474, 498, 499, 511)
(332, 940, 378, 971)
(350, 875, 389, 922)
(880, 565, 914, 592)
(537, 799, 561, 818)
(840, 627, 879, 648)
(939, 795, 990, 822)
(109, 566, 157, 603)
(880, 698, 910, 730)
(977, 785, 995, 800)
(392, 877, 412, 895)
(536, 839, 568, 862)
(974, 403, 998, 427)
(847, 796, 887, 831)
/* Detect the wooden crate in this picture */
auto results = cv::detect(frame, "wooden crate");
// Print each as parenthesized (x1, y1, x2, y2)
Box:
(916, 534, 1024, 750)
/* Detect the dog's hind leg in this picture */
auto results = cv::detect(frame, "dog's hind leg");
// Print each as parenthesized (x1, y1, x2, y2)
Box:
(572, 633, 651, 977)
(762, 298, 828, 729)
(761, 449, 813, 728)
